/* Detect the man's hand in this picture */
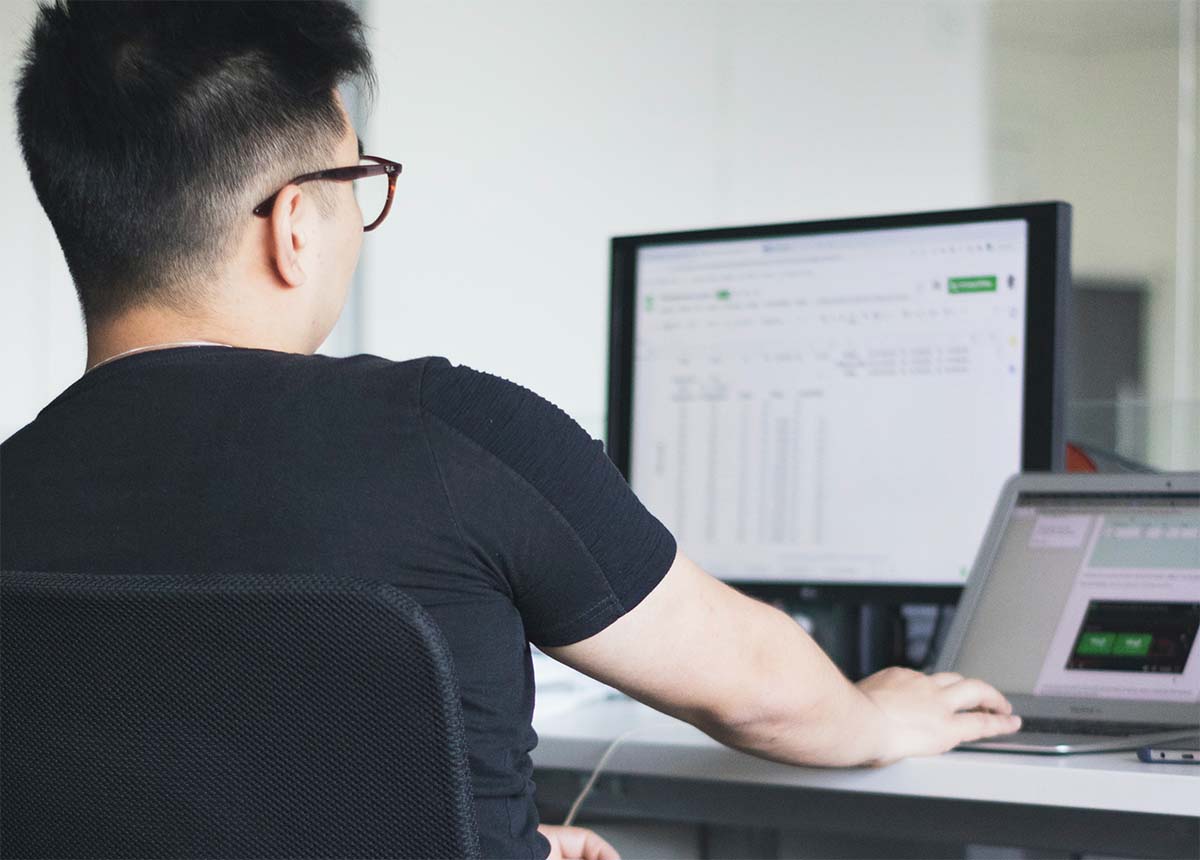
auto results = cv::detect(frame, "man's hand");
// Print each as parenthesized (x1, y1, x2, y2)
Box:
(538, 824, 620, 860)
(856, 667, 1022, 766)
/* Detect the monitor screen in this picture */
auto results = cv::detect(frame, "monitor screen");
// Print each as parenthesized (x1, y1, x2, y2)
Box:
(607, 204, 1070, 589)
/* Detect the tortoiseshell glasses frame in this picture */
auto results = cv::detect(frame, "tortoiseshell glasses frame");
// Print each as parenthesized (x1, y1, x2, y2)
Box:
(252, 155, 402, 232)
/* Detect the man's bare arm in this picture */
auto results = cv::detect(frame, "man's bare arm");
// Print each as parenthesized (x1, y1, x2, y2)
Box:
(544, 550, 1020, 767)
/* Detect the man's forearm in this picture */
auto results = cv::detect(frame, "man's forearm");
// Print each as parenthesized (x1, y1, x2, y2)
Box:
(703, 673, 887, 767)
(688, 594, 888, 767)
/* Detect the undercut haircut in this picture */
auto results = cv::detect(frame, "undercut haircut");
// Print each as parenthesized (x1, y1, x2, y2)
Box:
(15, 1, 375, 323)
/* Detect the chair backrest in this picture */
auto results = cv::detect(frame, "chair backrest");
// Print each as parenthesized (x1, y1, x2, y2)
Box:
(0, 571, 481, 859)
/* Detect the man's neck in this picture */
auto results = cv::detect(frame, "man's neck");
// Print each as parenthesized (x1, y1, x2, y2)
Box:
(84, 306, 298, 372)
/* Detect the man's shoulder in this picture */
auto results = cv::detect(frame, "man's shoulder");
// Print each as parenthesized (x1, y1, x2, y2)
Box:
(305, 354, 530, 416)
(301, 350, 432, 382)
(418, 357, 523, 415)
(418, 359, 586, 450)
(281, 351, 437, 407)
(418, 361, 608, 514)
(284, 354, 566, 444)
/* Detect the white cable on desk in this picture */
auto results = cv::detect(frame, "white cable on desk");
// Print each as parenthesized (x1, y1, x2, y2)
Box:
(562, 726, 646, 827)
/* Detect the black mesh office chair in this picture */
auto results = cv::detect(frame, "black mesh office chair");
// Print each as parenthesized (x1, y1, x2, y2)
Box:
(0, 571, 481, 859)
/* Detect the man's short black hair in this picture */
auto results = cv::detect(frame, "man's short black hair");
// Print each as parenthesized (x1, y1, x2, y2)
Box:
(15, 1, 375, 323)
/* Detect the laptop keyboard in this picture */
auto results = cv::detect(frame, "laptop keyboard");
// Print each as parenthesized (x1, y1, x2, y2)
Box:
(1015, 718, 1196, 737)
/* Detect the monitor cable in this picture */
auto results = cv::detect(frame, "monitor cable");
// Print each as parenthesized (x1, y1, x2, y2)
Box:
(562, 726, 648, 827)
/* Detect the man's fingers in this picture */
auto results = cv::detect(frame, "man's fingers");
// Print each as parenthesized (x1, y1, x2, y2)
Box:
(954, 709, 1022, 743)
(582, 831, 621, 860)
(554, 826, 621, 860)
(940, 677, 1013, 715)
(928, 671, 963, 688)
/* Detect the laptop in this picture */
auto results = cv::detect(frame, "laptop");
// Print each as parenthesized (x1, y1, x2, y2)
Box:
(935, 472, 1200, 754)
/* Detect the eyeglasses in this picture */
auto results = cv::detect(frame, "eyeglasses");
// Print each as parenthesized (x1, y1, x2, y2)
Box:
(252, 155, 402, 232)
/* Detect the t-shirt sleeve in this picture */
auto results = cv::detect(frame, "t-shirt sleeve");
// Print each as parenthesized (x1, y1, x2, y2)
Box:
(418, 357, 676, 647)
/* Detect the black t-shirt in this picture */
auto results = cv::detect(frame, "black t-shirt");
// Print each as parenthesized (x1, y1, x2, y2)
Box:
(0, 346, 677, 860)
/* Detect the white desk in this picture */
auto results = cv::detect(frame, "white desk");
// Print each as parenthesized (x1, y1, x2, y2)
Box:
(531, 697, 1200, 858)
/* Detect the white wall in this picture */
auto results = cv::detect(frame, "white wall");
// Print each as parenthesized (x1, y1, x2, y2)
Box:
(357, 0, 992, 436)
(1, 0, 86, 442)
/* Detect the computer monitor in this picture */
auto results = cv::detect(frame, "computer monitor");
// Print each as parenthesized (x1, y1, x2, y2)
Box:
(607, 202, 1071, 599)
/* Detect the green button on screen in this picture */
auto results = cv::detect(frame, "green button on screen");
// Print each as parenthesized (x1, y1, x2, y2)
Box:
(1076, 632, 1116, 655)
(1112, 633, 1153, 656)
(948, 275, 997, 294)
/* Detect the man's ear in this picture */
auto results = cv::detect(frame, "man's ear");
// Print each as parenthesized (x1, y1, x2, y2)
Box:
(269, 184, 309, 288)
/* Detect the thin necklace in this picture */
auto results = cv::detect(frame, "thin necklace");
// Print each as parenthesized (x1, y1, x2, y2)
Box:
(87, 340, 234, 373)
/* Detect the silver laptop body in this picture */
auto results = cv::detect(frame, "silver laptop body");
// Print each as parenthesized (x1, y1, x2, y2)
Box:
(936, 472, 1200, 754)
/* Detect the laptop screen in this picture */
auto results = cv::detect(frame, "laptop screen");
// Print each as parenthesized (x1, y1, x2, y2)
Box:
(952, 492, 1200, 704)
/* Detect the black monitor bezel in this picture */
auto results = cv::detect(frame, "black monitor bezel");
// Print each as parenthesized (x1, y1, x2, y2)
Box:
(605, 201, 1072, 601)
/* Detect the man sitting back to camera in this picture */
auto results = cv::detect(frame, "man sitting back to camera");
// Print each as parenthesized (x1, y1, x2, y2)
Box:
(1, 3, 1020, 858)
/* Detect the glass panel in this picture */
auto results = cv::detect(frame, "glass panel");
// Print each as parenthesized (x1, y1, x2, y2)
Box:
(1068, 398, 1200, 469)
(987, 0, 1198, 470)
